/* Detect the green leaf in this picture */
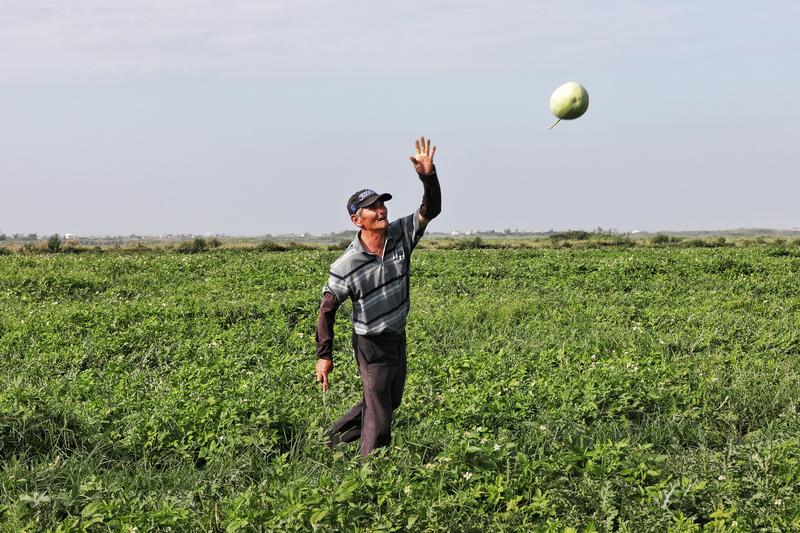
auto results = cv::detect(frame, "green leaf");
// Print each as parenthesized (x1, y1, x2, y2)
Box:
(310, 509, 328, 525)
(81, 501, 101, 517)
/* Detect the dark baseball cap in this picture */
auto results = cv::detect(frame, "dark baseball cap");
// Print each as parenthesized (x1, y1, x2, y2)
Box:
(347, 189, 392, 215)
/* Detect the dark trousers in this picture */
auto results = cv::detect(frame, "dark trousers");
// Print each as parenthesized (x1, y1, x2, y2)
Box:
(326, 331, 407, 457)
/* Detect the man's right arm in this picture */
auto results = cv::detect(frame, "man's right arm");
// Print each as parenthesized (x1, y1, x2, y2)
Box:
(315, 291, 340, 392)
(315, 291, 340, 361)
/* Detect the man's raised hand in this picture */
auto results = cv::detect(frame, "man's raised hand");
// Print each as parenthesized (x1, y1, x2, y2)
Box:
(409, 137, 436, 176)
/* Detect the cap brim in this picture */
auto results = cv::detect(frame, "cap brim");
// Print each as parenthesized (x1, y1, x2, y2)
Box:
(361, 192, 392, 208)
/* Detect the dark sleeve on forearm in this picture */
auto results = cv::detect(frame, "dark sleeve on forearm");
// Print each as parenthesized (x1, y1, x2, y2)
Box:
(419, 169, 441, 220)
(315, 292, 340, 361)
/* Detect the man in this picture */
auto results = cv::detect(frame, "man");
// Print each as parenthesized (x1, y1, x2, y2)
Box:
(314, 137, 442, 457)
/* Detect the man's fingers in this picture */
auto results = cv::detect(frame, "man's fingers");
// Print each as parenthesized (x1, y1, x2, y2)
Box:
(316, 370, 329, 391)
(409, 156, 419, 166)
(413, 137, 434, 160)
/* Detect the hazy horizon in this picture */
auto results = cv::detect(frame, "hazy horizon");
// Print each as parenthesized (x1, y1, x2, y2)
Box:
(5, 224, 800, 241)
(2, 1, 798, 236)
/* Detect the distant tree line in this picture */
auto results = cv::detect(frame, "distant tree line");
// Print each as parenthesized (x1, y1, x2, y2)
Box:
(0, 233, 39, 241)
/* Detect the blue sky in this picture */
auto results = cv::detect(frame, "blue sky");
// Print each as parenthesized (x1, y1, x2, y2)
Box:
(1, 1, 798, 235)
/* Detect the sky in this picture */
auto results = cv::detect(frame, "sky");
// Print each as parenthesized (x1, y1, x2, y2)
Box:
(1, 1, 799, 236)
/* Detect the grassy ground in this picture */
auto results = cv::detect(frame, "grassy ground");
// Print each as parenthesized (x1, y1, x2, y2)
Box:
(1, 246, 799, 531)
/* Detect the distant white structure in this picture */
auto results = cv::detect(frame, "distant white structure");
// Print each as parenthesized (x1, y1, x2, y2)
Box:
(64, 233, 74, 240)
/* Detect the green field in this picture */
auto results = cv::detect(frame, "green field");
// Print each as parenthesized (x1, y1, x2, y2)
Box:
(2, 247, 800, 531)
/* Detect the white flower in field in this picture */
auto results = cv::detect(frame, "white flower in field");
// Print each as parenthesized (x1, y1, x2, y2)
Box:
(463, 471, 473, 481)
(493, 443, 502, 452)
(591, 354, 597, 361)
(539, 425, 547, 432)
(774, 498, 783, 506)
(404, 485, 412, 495)
(424, 463, 435, 470)
(480, 438, 487, 445)
(718, 475, 726, 481)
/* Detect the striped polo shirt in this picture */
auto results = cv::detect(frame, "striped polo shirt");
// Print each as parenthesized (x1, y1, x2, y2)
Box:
(324, 210, 424, 335)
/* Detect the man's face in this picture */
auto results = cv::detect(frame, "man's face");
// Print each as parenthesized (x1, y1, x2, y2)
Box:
(352, 200, 388, 232)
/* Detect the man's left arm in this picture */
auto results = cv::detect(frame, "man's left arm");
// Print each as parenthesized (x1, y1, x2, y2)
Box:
(408, 136, 441, 232)
(418, 169, 441, 232)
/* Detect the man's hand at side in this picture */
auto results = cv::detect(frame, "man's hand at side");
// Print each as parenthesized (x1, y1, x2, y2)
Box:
(316, 358, 333, 392)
